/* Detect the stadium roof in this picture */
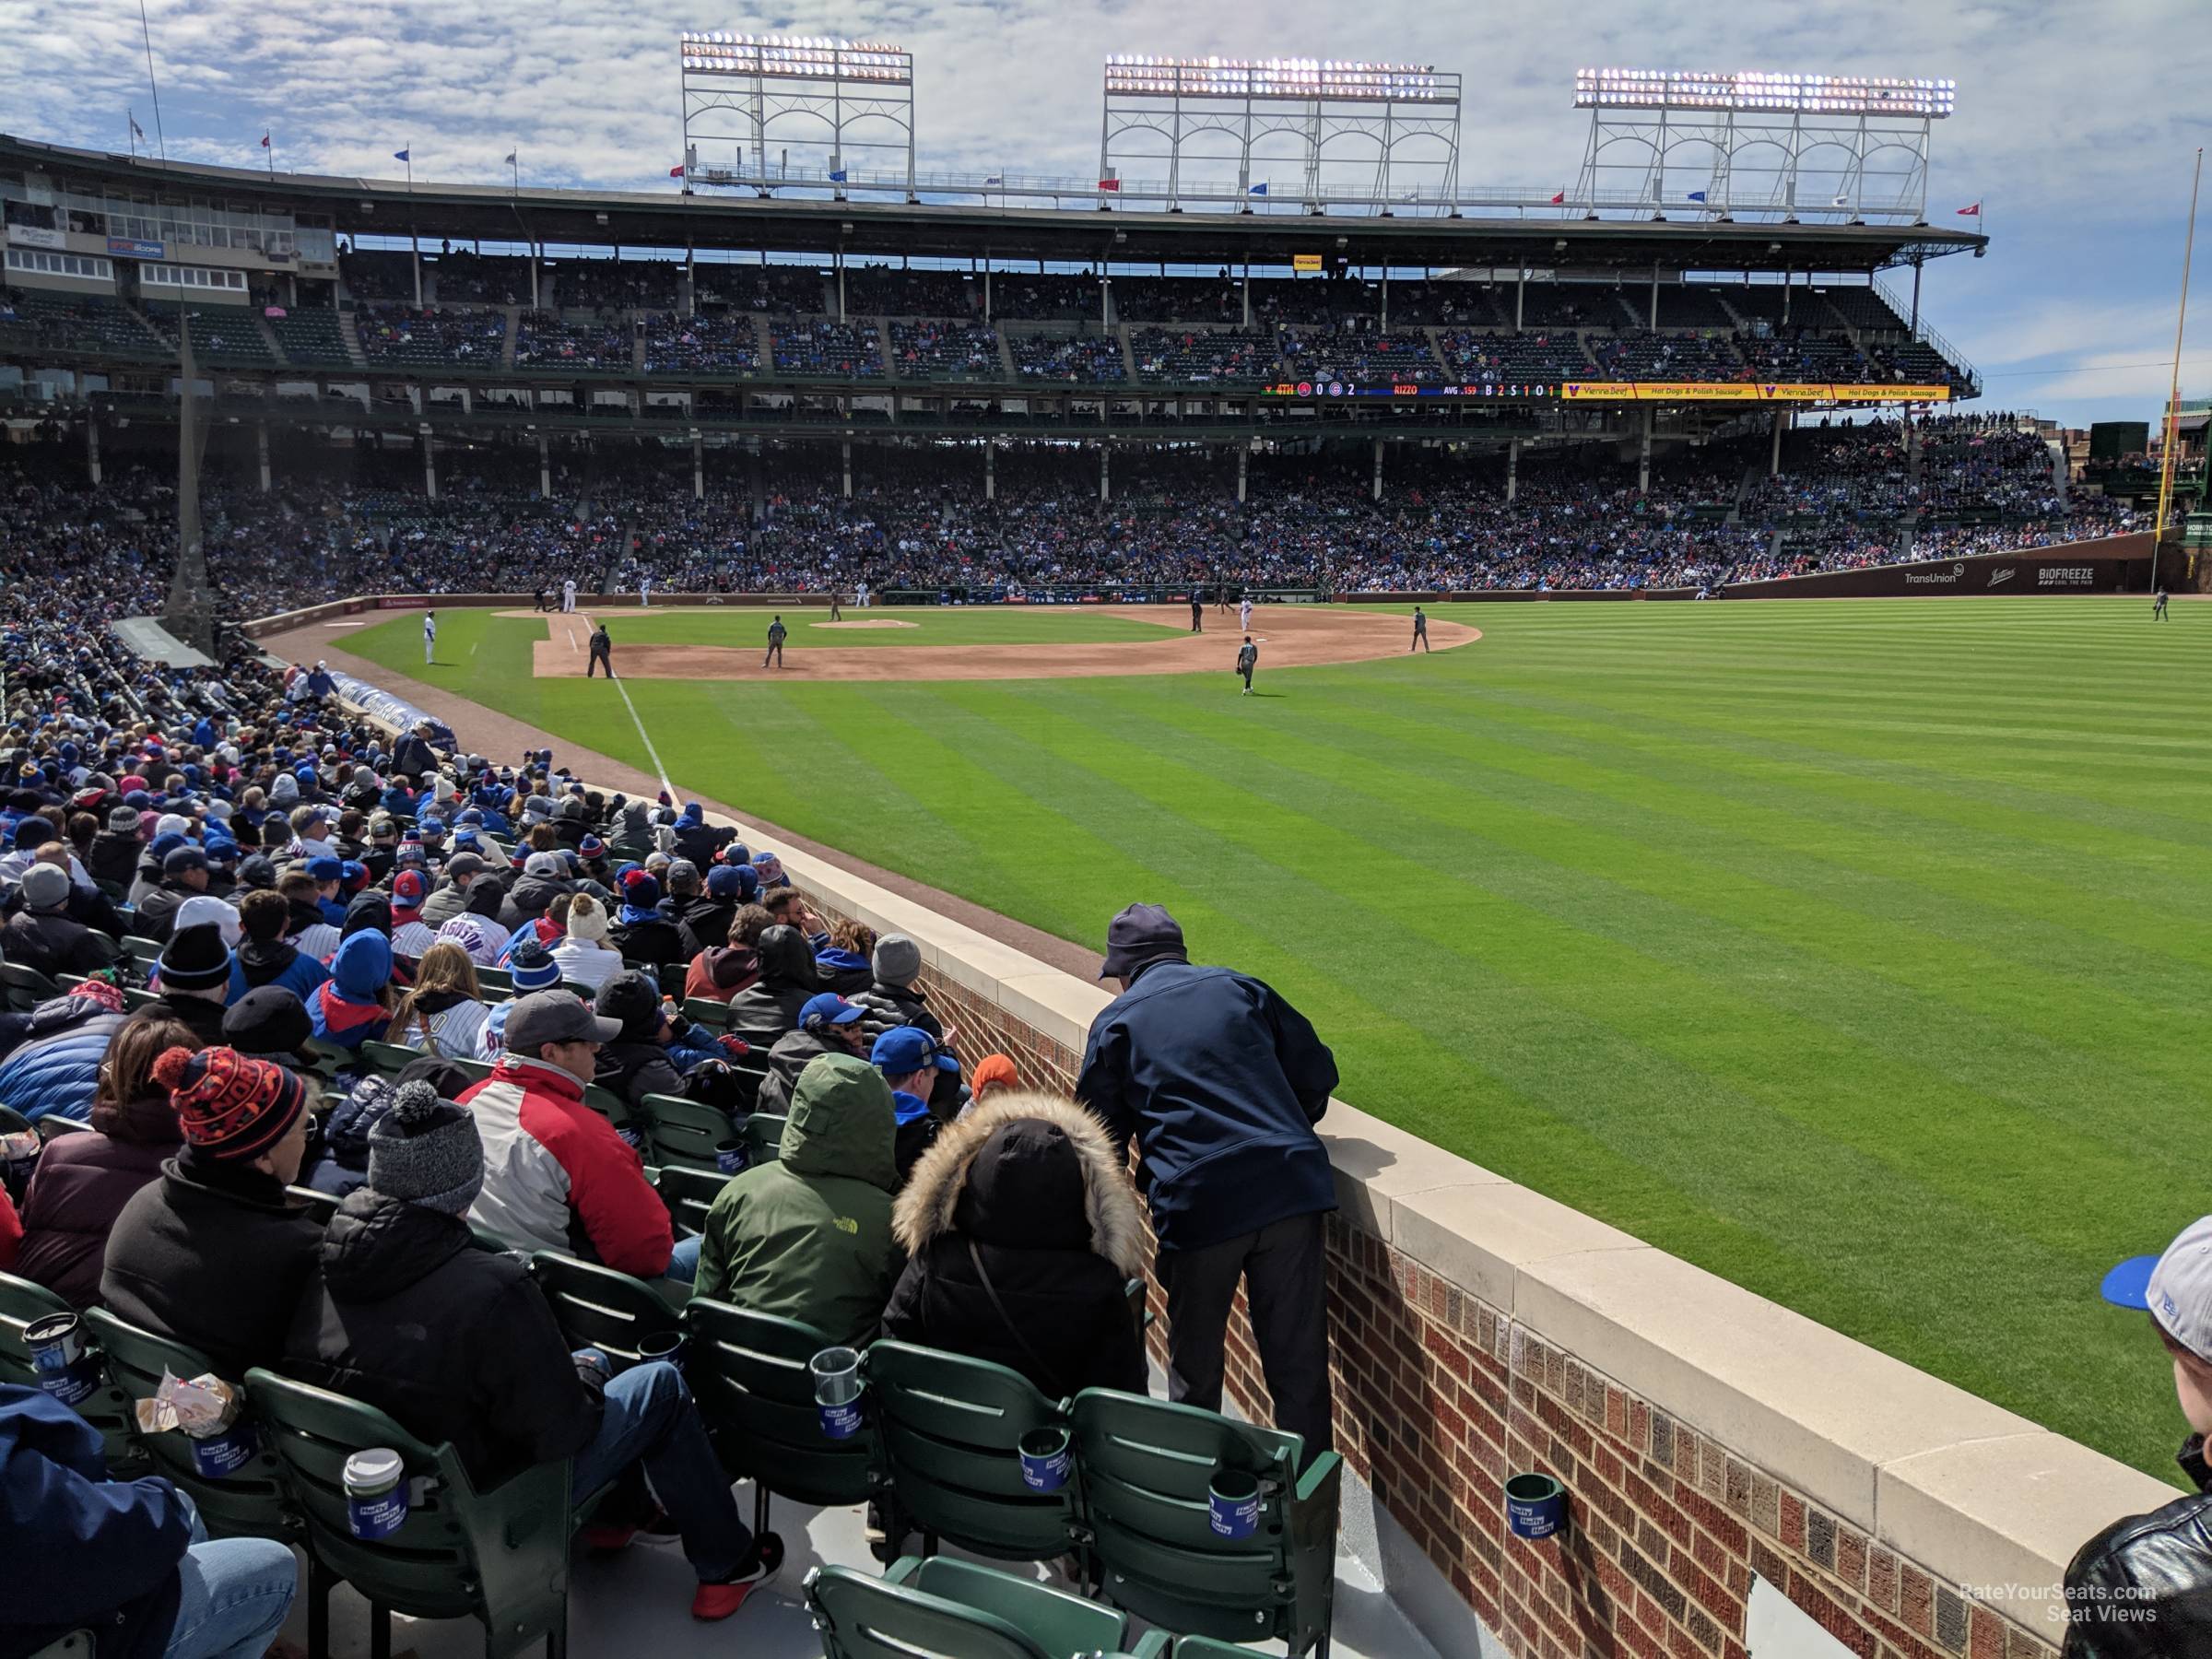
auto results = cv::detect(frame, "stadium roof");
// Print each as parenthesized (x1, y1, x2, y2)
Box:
(0, 133, 1984, 274)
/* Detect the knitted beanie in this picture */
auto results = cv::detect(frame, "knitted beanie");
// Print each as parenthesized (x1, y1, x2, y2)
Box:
(153, 1045, 309, 1161)
(509, 936, 561, 992)
(872, 933, 923, 988)
(367, 1079, 484, 1216)
(157, 923, 233, 992)
(567, 896, 611, 945)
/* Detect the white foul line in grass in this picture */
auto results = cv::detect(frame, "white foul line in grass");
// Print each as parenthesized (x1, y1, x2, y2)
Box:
(609, 669, 677, 802)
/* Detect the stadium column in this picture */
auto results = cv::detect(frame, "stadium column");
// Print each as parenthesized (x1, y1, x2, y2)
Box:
(1638, 408, 1653, 494)
(1372, 437, 1383, 502)
(423, 430, 438, 501)
(1649, 262, 1660, 329)
(1100, 447, 1110, 503)
(538, 433, 550, 498)
(1236, 446, 1248, 503)
(1770, 409, 1783, 477)
(85, 418, 100, 487)
(1506, 438, 1519, 503)
(1514, 267, 1525, 333)
(841, 441, 853, 500)
(692, 431, 704, 501)
(985, 440, 995, 501)
(256, 422, 270, 493)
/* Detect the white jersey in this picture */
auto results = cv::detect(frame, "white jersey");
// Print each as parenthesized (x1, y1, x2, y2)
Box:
(424, 615, 436, 639)
(1238, 600, 1252, 629)
(562, 581, 577, 612)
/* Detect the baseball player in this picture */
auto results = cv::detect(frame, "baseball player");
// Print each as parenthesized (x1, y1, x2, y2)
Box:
(639, 573, 653, 609)
(1238, 594, 1253, 633)
(561, 577, 577, 613)
(1411, 605, 1430, 653)
(2155, 585, 2171, 621)
(422, 607, 437, 665)
(1189, 594, 1204, 634)
(1236, 633, 1258, 696)
(587, 622, 613, 678)
(830, 589, 843, 622)
(764, 613, 788, 669)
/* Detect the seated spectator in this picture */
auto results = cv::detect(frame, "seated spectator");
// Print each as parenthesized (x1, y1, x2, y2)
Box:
(276, 870, 342, 962)
(100, 1046, 321, 1377)
(135, 844, 210, 941)
(0, 978, 129, 1124)
(387, 940, 491, 1058)
(814, 918, 877, 997)
(220, 985, 317, 1073)
(2067, 1219, 2212, 1652)
(754, 992, 870, 1116)
(284, 1084, 782, 1618)
(419, 849, 491, 928)
(684, 903, 771, 1005)
(853, 931, 940, 1037)
(86, 803, 145, 889)
(433, 913, 505, 971)
(882, 1091, 1147, 1396)
(500, 849, 573, 935)
(227, 888, 331, 1004)
(302, 1063, 471, 1198)
(871, 1025, 958, 1183)
(0, 1384, 299, 1659)
(761, 884, 820, 947)
(550, 893, 624, 993)
(13, 1014, 195, 1306)
(134, 924, 233, 1045)
(388, 868, 439, 959)
(723, 924, 821, 1045)
(308, 930, 394, 1051)
(591, 970, 725, 1111)
(968, 1053, 1019, 1108)
(612, 870, 688, 969)
(460, 991, 675, 1278)
(5, 861, 117, 977)
(678, 863, 759, 960)
(693, 1053, 900, 1345)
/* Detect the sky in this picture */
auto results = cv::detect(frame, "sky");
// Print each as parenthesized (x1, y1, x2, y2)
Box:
(0, 0, 2204, 427)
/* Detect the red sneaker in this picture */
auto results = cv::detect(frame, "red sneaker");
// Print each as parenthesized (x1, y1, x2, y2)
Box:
(690, 1533, 784, 1621)
(580, 1522, 638, 1553)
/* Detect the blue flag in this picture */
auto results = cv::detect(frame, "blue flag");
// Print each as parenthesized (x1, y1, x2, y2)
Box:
(1687, 190, 1708, 202)
(1248, 182, 1268, 196)
(828, 168, 848, 182)
(394, 148, 409, 162)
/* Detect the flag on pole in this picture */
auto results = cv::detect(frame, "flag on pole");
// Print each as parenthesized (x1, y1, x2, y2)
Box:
(503, 151, 517, 166)
(983, 174, 1003, 185)
(1098, 177, 1121, 193)
(1831, 194, 1849, 206)
(668, 164, 685, 178)
(394, 148, 410, 161)
(259, 133, 270, 148)
(1248, 182, 1268, 197)
(1687, 190, 1707, 203)
(828, 168, 849, 182)
(1548, 190, 1565, 205)
(1956, 200, 1982, 217)
(130, 114, 147, 142)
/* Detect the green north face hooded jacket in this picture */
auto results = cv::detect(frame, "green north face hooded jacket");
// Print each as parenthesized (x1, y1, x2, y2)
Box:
(694, 1051, 902, 1345)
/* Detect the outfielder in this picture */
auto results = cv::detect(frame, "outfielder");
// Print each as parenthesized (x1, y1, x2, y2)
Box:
(764, 613, 788, 668)
(422, 607, 437, 665)
(2155, 585, 2171, 621)
(1411, 605, 1430, 653)
(1236, 633, 1258, 696)
(640, 574, 653, 609)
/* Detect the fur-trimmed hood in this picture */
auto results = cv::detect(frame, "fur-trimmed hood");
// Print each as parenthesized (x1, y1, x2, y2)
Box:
(892, 1091, 1144, 1279)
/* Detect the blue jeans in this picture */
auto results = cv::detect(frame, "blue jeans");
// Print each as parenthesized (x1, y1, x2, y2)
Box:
(572, 1360, 751, 1581)
(164, 1510, 297, 1659)
(666, 1234, 701, 1283)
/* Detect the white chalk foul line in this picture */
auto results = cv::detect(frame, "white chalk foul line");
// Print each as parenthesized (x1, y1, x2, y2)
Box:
(609, 669, 676, 802)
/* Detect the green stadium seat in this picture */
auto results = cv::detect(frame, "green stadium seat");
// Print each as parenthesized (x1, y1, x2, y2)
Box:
(654, 1163, 727, 1239)
(865, 1340, 1079, 1570)
(476, 965, 512, 994)
(120, 935, 163, 968)
(287, 1184, 341, 1227)
(680, 995, 730, 1033)
(21, 1632, 96, 1659)
(526, 1252, 682, 1369)
(0, 962, 61, 1012)
(247, 1367, 592, 1659)
(737, 1111, 787, 1165)
(0, 1271, 142, 1474)
(358, 1039, 426, 1077)
(806, 1556, 1158, 1659)
(1071, 1388, 1341, 1657)
(35, 1116, 91, 1142)
(579, 1081, 630, 1127)
(637, 1090, 731, 1171)
(81, 1308, 299, 1543)
(682, 1297, 875, 1537)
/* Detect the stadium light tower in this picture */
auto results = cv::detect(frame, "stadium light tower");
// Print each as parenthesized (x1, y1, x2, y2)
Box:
(1100, 56, 1461, 214)
(1568, 68, 1955, 222)
(677, 31, 916, 197)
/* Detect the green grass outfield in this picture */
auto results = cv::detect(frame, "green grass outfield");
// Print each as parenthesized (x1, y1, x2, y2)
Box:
(517, 605, 1184, 648)
(348, 596, 2208, 1479)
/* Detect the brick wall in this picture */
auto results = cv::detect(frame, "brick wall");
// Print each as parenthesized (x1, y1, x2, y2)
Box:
(898, 937, 2064, 1659)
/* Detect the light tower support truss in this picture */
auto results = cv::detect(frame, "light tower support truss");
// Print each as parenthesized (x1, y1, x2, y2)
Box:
(678, 32, 915, 197)
(1570, 68, 1954, 223)
(1100, 57, 1461, 214)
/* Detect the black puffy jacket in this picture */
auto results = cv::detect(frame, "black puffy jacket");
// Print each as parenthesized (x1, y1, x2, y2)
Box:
(2064, 1435, 2212, 1656)
(880, 1093, 1147, 1400)
(724, 925, 821, 1046)
(283, 1190, 605, 1488)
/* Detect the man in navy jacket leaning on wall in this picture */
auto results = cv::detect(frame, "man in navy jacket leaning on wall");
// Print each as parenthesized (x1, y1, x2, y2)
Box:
(1076, 902, 1340, 1459)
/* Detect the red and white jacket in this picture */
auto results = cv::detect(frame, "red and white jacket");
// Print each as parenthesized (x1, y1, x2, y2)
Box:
(459, 1053, 674, 1279)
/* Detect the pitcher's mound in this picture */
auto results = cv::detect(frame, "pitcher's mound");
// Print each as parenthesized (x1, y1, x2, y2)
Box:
(812, 618, 917, 629)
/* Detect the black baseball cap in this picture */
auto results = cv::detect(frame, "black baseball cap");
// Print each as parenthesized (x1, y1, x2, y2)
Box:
(504, 991, 621, 1051)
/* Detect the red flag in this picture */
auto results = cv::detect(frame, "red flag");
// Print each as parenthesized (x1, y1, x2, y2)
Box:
(1549, 190, 1565, 205)
(1097, 178, 1121, 193)
(669, 164, 686, 178)
(1956, 201, 1981, 216)
(259, 134, 270, 148)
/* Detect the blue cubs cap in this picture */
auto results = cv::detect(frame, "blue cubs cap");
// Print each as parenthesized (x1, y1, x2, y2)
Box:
(799, 992, 865, 1030)
(418, 816, 445, 836)
(872, 1026, 959, 1076)
(307, 855, 344, 882)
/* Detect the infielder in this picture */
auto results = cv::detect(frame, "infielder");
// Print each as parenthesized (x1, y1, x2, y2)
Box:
(830, 590, 843, 622)
(587, 622, 613, 678)
(639, 574, 652, 609)
(1411, 605, 1430, 653)
(764, 613, 788, 669)
(422, 607, 437, 665)
(1236, 633, 1258, 695)
(1238, 594, 1253, 633)
(561, 578, 577, 613)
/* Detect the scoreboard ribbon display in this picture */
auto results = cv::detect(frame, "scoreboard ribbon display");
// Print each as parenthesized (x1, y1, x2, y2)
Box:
(1258, 381, 1950, 404)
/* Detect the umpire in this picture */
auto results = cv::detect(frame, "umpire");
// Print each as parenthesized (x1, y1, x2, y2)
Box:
(586, 621, 613, 677)
(1076, 902, 1340, 1460)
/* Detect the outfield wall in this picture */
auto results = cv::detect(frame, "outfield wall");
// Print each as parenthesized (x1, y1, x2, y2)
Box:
(676, 809, 2171, 1659)
(296, 624, 2179, 1659)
